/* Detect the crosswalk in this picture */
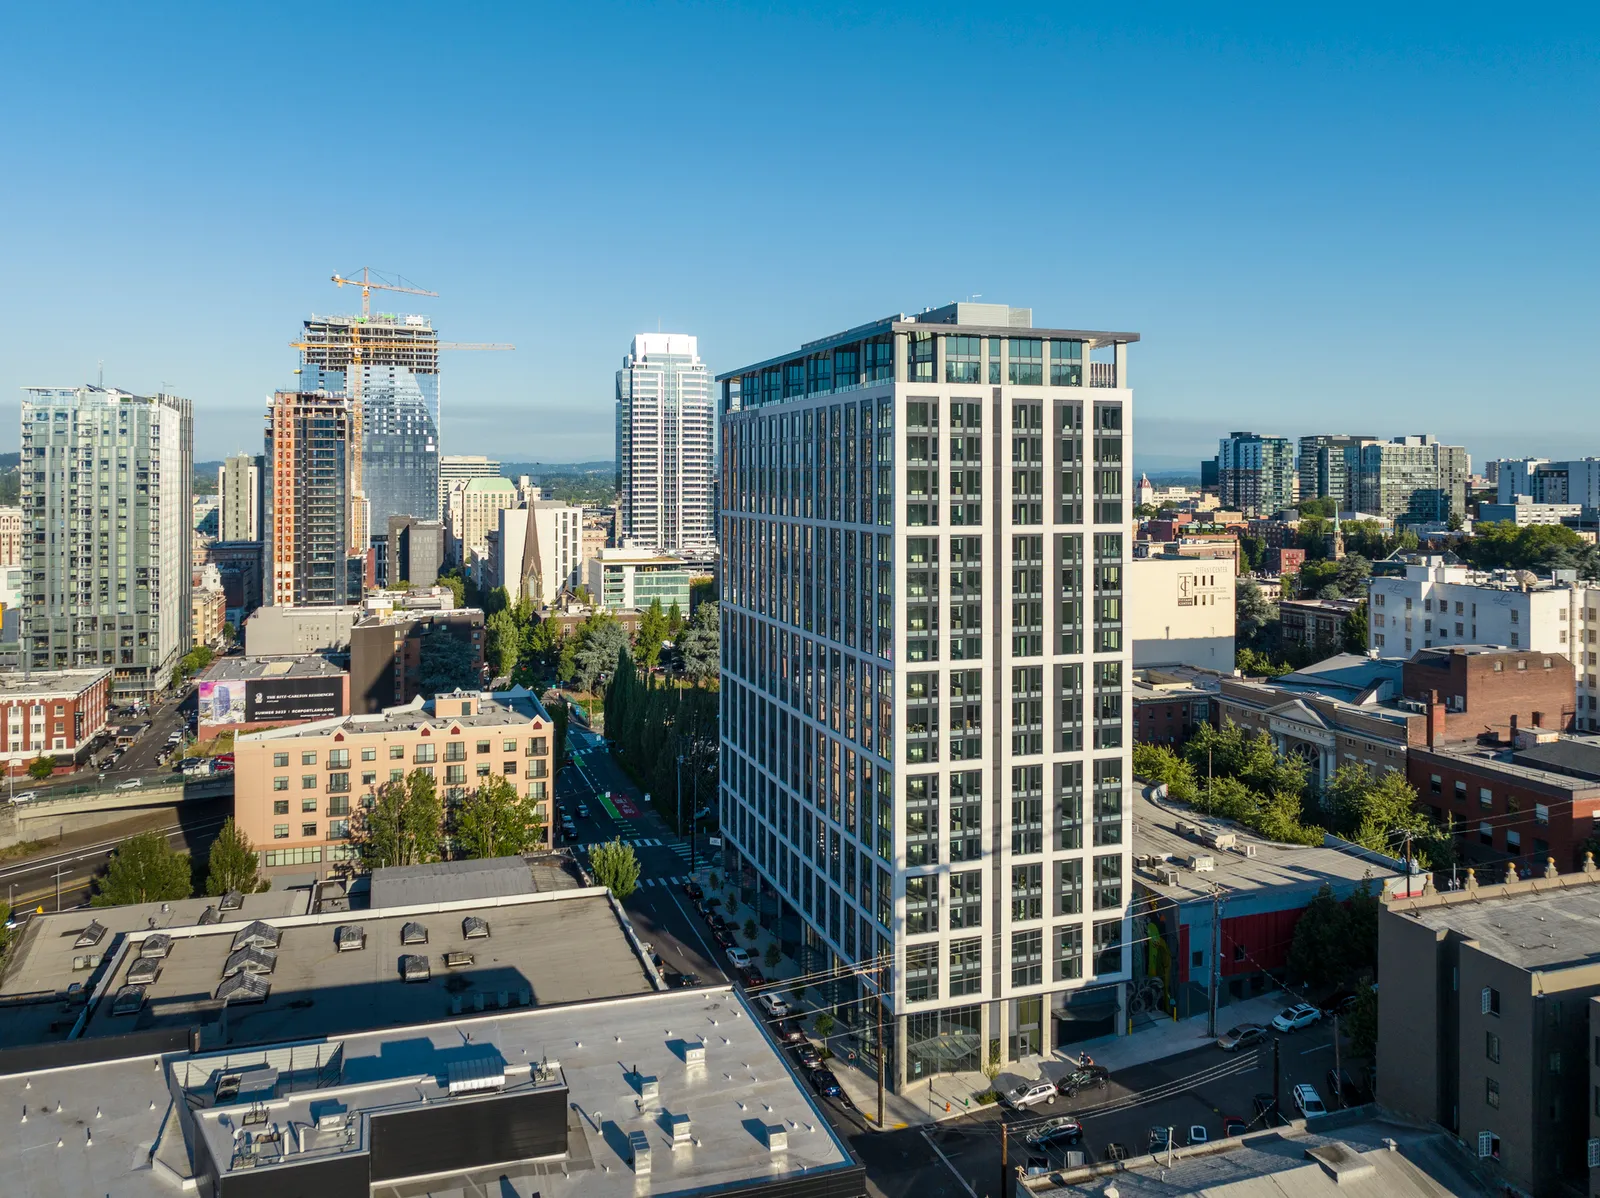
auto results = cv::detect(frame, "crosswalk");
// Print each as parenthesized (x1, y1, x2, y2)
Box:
(577, 837, 667, 850)
(639, 875, 691, 888)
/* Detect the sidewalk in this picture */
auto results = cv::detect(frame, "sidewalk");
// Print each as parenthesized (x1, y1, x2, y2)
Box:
(1051, 991, 1290, 1074)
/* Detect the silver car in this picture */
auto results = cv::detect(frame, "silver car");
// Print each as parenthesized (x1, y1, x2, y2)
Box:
(1002, 1080, 1059, 1110)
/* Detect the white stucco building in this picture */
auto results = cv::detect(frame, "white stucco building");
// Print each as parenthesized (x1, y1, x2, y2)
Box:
(616, 333, 715, 552)
(1129, 555, 1236, 670)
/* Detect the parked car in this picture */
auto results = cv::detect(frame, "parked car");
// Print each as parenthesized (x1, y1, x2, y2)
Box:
(1326, 1067, 1364, 1108)
(1217, 1023, 1269, 1052)
(758, 993, 791, 1018)
(712, 928, 735, 949)
(1001, 1080, 1058, 1110)
(794, 1043, 822, 1070)
(576, 803, 589, 817)
(726, 946, 752, 969)
(1186, 1125, 1209, 1146)
(1271, 1004, 1323, 1033)
(736, 966, 765, 988)
(1321, 991, 1359, 1017)
(683, 880, 704, 901)
(808, 1068, 843, 1098)
(1024, 1117, 1083, 1149)
(1223, 1116, 1248, 1138)
(1252, 1093, 1281, 1125)
(665, 972, 702, 988)
(114, 778, 143, 791)
(1292, 1084, 1327, 1117)
(1057, 1064, 1110, 1097)
(1147, 1126, 1171, 1152)
(773, 1019, 806, 1044)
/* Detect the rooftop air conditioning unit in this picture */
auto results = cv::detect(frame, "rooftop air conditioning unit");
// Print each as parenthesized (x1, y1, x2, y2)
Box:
(1156, 866, 1181, 886)
(1185, 854, 1216, 873)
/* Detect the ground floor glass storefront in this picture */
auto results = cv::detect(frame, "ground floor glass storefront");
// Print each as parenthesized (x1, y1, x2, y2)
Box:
(906, 1004, 982, 1082)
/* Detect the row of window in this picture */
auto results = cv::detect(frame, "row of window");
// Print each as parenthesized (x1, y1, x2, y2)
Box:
(268, 736, 547, 769)
(902, 919, 1126, 1001)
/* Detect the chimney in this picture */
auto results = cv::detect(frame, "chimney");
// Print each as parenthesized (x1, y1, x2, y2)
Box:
(1509, 714, 1519, 747)
(1426, 690, 1445, 749)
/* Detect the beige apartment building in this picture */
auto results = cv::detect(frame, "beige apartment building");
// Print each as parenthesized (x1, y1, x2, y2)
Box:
(234, 687, 555, 879)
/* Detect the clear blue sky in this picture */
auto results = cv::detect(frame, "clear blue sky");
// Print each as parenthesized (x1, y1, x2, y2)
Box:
(2, 3, 1596, 469)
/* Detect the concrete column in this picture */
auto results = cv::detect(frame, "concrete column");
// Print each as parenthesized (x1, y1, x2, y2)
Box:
(1113, 341, 1128, 389)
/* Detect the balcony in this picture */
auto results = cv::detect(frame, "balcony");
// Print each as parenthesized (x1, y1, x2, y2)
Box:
(1089, 361, 1118, 388)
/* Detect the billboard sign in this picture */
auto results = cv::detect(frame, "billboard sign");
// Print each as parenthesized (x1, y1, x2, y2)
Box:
(245, 676, 345, 723)
(198, 680, 246, 725)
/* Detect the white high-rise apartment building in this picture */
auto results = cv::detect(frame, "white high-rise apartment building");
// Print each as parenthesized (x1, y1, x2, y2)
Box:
(439, 455, 501, 516)
(616, 333, 714, 552)
(718, 304, 1136, 1090)
(218, 453, 263, 542)
(1368, 556, 1600, 731)
(20, 386, 193, 700)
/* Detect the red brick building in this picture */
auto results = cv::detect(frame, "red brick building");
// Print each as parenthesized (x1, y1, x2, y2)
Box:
(1402, 646, 1576, 744)
(1263, 546, 1306, 577)
(1133, 669, 1217, 748)
(0, 668, 112, 776)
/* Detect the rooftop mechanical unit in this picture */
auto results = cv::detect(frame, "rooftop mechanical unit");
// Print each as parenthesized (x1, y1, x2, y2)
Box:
(231, 920, 281, 952)
(74, 919, 108, 950)
(127, 957, 162, 986)
(335, 925, 366, 952)
(110, 984, 146, 1017)
(140, 933, 174, 959)
(401, 921, 428, 946)
(462, 916, 490, 940)
(400, 954, 430, 982)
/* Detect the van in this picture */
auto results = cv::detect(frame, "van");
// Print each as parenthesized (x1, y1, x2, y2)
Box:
(1293, 1084, 1326, 1117)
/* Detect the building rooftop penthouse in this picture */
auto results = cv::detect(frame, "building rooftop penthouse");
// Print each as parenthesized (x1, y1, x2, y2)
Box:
(716, 301, 1139, 408)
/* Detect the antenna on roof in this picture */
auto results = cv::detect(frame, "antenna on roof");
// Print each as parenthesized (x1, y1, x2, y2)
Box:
(97, 359, 103, 388)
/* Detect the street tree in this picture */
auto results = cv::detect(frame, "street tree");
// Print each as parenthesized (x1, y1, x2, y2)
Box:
(636, 597, 669, 669)
(1345, 983, 1379, 1061)
(573, 616, 629, 692)
(1286, 882, 1350, 989)
(589, 837, 640, 899)
(27, 755, 56, 780)
(94, 831, 193, 907)
(451, 774, 544, 859)
(486, 608, 521, 679)
(679, 601, 720, 684)
(204, 817, 265, 896)
(666, 601, 685, 640)
(357, 770, 443, 869)
(418, 630, 480, 694)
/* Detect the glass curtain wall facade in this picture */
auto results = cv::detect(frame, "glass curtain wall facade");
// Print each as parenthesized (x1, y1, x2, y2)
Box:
(718, 303, 1136, 1091)
(1217, 432, 1295, 517)
(19, 386, 193, 700)
(617, 334, 715, 552)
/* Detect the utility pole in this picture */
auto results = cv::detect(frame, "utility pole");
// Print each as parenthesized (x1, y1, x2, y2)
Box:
(54, 864, 66, 912)
(875, 962, 886, 1130)
(689, 742, 698, 873)
(1332, 1014, 1342, 1108)
(1272, 1037, 1281, 1125)
(998, 1120, 1009, 1198)
(1207, 886, 1223, 1038)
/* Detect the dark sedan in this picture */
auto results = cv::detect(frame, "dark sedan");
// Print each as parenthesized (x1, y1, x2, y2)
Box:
(808, 1068, 843, 1098)
(712, 927, 735, 949)
(794, 1043, 822, 1070)
(773, 1019, 806, 1044)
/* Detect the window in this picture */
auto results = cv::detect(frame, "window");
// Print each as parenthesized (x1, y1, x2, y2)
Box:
(301, 775, 316, 790)
(1429, 774, 1442, 794)
(1012, 863, 1043, 921)
(1550, 1051, 1562, 1074)
(1478, 822, 1493, 847)
(273, 800, 288, 815)
(1485, 1077, 1499, 1108)
(1092, 918, 1124, 976)
(1536, 803, 1550, 825)
(414, 744, 436, 763)
(950, 937, 983, 996)
(504, 739, 517, 752)
(906, 874, 938, 935)
(301, 797, 317, 813)
(445, 741, 467, 762)
(1011, 929, 1043, 987)
(361, 747, 376, 761)
(390, 745, 404, 759)
(301, 822, 317, 838)
(273, 777, 288, 791)
(273, 752, 289, 768)
(328, 749, 349, 768)
(301, 751, 317, 766)
(1054, 925, 1083, 981)
(475, 740, 490, 754)
(906, 943, 938, 1002)
(1482, 986, 1500, 1016)
(1486, 1031, 1500, 1063)
(1477, 1132, 1499, 1160)
(1008, 338, 1043, 386)
(1093, 853, 1123, 910)
(273, 824, 289, 839)
(950, 870, 982, 929)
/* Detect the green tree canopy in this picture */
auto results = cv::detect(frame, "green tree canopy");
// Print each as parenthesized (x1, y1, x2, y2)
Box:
(573, 615, 629, 692)
(485, 608, 521, 679)
(1287, 883, 1350, 989)
(1235, 578, 1277, 650)
(94, 831, 193, 907)
(666, 601, 685, 639)
(636, 597, 668, 669)
(679, 601, 720, 684)
(451, 774, 545, 859)
(589, 836, 640, 899)
(27, 755, 56, 780)
(205, 816, 265, 896)
(357, 769, 443, 869)
(417, 629, 480, 694)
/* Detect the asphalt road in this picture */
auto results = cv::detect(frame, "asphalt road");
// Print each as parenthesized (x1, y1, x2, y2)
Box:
(1, 796, 231, 914)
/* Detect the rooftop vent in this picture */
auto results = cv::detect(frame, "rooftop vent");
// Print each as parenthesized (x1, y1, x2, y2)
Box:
(334, 925, 366, 952)
(400, 954, 430, 983)
(1202, 829, 1237, 851)
(215, 973, 271, 1004)
(230, 921, 280, 952)
(765, 1123, 789, 1152)
(74, 919, 108, 949)
(669, 1113, 692, 1144)
(444, 950, 475, 969)
(110, 984, 146, 1017)
(401, 921, 428, 946)
(198, 905, 222, 925)
(1155, 866, 1181, 886)
(313, 1105, 347, 1132)
(629, 1129, 652, 1174)
(223, 946, 278, 978)
(446, 1050, 506, 1096)
(71, 952, 104, 971)
(220, 890, 244, 912)
(639, 1075, 660, 1102)
(140, 933, 174, 959)
(684, 1041, 707, 1066)
(462, 916, 489, 940)
(127, 957, 162, 986)
(1185, 854, 1216, 873)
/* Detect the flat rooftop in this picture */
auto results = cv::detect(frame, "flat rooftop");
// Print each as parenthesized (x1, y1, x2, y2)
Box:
(238, 686, 550, 741)
(1132, 664, 1223, 699)
(76, 889, 656, 1045)
(200, 655, 345, 681)
(1134, 790, 1403, 904)
(1413, 740, 1600, 795)
(1391, 873, 1600, 972)
(1028, 1113, 1484, 1196)
(0, 986, 861, 1198)
(0, 666, 110, 697)
(0, 889, 310, 1047)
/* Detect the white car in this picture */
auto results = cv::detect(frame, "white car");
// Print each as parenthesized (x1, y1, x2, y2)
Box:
(10, 791, 39, 804)
(115, 778, 143, 791)
(758, 994, 791, 1018)
(1271, 1003, 1323, 1033)
(1293, 1083, 1326, 1117)
(726, 947, 752, 969)
(1002, 1080, 1059, 1109)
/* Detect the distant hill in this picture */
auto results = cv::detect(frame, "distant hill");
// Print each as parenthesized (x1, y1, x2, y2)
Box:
(0, 452, 18, 471)
(501, 461, 613, 478)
